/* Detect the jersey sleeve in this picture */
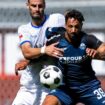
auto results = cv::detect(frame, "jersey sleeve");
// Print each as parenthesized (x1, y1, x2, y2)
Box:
(45, 13, 65, 45)
(86, 35, 102, 49)
(18, 25, 31, 46)
(46, 27, 65, 45)
(48, 13, 65, 28)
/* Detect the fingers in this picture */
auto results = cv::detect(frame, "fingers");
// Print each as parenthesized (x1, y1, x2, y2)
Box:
(52, 42, 59, 46)
(45, 42, 64, 58)
(86, 48, 97, 58)
(52, 47, 64, 58)
(53, 51, 63, 58)
(15, 63, 19, 75)
(15, 62, 27, 76)
(54, 47, 64, 52)
(51, 42, 64, 53)
(15, 69, 18, 76)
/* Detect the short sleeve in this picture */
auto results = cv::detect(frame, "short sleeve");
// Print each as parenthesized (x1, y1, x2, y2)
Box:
(86, 35, 102, 49)
(18, 25, 31, 46)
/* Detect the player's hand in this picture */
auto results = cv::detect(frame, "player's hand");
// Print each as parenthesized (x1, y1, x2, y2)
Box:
(86, 48, 97, 58)
(45, 42, 64, 58)
(15, 60, 29, 75)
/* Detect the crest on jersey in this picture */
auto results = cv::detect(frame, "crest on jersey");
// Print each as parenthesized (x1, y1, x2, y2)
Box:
(79, 43, 86, 50)
(19, 34, 23, 39)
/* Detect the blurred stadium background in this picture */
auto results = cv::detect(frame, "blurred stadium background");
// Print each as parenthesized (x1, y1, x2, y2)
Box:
(0, 0, 105, 105)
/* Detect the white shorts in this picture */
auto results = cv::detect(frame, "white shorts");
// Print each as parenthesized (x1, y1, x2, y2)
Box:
(12, 86, 50, 105)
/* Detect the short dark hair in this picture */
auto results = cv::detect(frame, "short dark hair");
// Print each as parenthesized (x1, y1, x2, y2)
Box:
(65, 9, 85, 23)
(28, 0, 45, 3)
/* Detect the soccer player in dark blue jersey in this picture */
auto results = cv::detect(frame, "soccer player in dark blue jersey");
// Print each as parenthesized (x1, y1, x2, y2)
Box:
(42, 9, 105, 105)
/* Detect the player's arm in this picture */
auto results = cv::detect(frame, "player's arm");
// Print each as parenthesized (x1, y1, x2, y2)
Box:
(21, 42, 63, 60)
(86, 35, 105, 60)
(95, 43, 105, 60)
(15, 59, 29, 75)
(86, 48, 97, 58)
(18, 27, 43, 59)
(15, 59, 29, 70)
(86, 43, 105, 60)
(20, 42, 42, 59)
(15, 41, 63, 74)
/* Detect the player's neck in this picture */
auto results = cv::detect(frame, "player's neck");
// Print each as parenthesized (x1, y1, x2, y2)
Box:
(65, 32, 72, 43)
(65, 32, 81, 47)
(31, 15, 46, 26)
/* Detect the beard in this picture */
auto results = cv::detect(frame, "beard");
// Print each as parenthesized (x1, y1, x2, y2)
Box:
(66, 32, 80, 46)
(31, 15, 42, 21)
(30, 11, 44, 22)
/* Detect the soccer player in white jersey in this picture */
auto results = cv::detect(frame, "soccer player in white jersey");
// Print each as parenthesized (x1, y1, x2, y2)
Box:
(12, 0, 65, 105)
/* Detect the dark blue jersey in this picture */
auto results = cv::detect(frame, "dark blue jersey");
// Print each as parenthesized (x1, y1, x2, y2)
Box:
(46, 27, 102, 87)
(58, 32, 102, 87)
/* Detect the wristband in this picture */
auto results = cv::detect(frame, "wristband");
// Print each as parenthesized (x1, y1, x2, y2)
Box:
(41, 45, 46, 54)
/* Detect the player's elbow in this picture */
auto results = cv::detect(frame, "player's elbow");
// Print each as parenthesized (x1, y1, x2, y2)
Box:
(97, 44, 105, 59)
(99, 43, 105, 54)
(100, 48, 105, 58)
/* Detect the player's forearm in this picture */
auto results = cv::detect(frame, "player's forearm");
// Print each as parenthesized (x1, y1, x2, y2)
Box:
(21, 42, 63, 60)
(96, 51, 105, 60)
(22, 47, 42, 60)
(20, 42, 45, 60)
(95, 43, 105, 60)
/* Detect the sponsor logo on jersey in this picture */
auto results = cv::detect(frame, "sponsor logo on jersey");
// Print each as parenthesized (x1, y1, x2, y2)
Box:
(59, 55, 88, 64)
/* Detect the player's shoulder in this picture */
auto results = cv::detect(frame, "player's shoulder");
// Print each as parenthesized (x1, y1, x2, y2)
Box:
(49, 13, 65, 21)
(18, 22, 31, 31)
(81, 31, 96, 40)
(48, 13, 65, 27)
(49, 13, 64, 18)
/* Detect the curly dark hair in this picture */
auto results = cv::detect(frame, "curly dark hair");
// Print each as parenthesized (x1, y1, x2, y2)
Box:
(65, 9, 85, 23)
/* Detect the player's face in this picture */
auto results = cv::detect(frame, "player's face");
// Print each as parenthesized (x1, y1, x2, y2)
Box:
(65, 18, 82, 38)
(27, 0, 45, 21)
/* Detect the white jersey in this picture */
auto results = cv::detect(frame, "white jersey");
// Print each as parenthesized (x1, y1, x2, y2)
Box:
(12, 13, 65, 105)
(18, 13, 65, 89)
